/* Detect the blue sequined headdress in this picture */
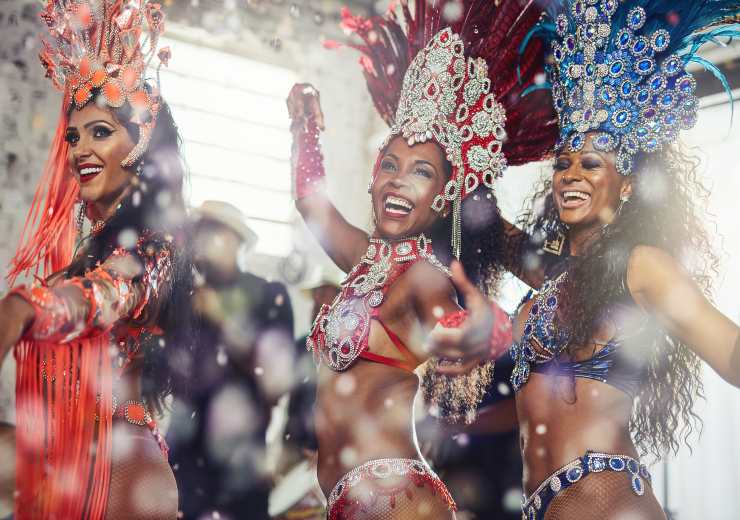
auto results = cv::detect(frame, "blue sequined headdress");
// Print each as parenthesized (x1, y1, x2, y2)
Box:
(541, 0, 740, 175)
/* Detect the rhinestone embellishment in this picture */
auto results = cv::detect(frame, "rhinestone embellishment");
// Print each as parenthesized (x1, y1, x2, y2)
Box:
(306, 234, 447, 371)
(548, 1, 700, 175)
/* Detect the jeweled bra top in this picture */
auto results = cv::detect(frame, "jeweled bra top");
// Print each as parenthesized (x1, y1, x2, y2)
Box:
(510, 259, 647, 396)
(307, 234, 449, 372)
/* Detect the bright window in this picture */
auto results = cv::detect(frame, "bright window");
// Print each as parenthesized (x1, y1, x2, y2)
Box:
(155, 37, 296, 257)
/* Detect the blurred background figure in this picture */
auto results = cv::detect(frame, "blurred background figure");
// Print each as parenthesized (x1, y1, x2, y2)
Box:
(418, 359, 522, 520)
(0, 420, 13, 520)
(167, 200, 294, 520)
(267, 272, 341, 520)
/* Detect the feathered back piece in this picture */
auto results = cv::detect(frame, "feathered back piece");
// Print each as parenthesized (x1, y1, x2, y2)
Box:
(328, 0, 559, 168)
(540, 0, 740, 175)
(8, 0, 170, 284)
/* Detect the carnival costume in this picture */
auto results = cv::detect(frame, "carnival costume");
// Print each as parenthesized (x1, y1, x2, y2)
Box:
(510, 1, 740, 518)
(293, 1, 558, 517)
(7, 1, 173, 518)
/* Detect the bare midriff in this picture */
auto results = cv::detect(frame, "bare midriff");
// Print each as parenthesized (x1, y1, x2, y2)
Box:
(513, 297, 640, 495)
(315, 359, 421, 497)
(516, 367, 637, 495)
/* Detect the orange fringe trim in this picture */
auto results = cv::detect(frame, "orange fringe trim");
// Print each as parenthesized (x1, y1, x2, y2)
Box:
(7, 98, 78, 286)
(15, 336, 112, 519)
(11, 93, 113, 519)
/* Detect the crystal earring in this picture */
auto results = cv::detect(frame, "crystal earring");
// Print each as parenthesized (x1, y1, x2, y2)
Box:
(76, 201, 87, 233)
(616, 195, 630, 218)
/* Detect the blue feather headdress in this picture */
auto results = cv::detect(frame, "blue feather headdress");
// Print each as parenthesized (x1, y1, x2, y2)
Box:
(540, 0, 740, 175)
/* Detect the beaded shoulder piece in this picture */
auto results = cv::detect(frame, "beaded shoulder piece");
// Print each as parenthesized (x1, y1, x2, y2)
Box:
(307, 234, 448, 372)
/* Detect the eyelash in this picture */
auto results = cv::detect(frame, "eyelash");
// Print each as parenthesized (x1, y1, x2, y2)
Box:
(381, 159, 396, 171)
(554, 159, 601, 171)
(64, 126, 113, 145)
(92, 126, 113, 139)
(380, 160, 432, 178)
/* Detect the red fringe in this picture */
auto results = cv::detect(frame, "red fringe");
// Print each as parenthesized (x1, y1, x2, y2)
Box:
(7, 99, 77, 286)
(15, 336, 112, 519)
(11, 95, 112, 519)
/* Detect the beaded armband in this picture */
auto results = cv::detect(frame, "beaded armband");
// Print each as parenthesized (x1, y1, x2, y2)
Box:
(291, 116, 326, 200)
(11, 233, 173, 344)
(438, 303, 513, 359)
(11, 281, 95, 343)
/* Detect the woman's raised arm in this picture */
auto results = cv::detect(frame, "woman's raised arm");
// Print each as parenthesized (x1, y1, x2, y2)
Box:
(288, 83, 369, 273)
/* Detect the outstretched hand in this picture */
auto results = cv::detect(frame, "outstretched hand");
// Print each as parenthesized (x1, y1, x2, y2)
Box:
(427, 261, 496, 375)
(286, 83, 325, 132)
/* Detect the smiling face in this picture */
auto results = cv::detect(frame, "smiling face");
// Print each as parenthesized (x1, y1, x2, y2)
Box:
(65, 102, 136, 210)
(553, 133, 632, 233)
(370, 136, 451, 240)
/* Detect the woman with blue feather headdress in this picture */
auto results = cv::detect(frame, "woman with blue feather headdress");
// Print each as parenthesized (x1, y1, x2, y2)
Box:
(507, 1, 740, 518)
(433, 1, 740, 518)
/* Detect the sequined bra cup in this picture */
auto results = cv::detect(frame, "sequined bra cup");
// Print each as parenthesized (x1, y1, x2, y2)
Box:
(307, 235, 449, 372)
(510, 263, 645, 396)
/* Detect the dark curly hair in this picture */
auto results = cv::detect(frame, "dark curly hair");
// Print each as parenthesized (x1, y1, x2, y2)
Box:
(429, 186, 506, 297)
(423, 163, 506, 423)
(516, 142, 716, 459)
(66, 86, 196, 416)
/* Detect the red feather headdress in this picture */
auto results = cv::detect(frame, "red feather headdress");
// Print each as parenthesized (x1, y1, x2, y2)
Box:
(328, 0, 558, 256)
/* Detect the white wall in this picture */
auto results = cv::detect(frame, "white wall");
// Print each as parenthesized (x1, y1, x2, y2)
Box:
(647, 94, 740, 520)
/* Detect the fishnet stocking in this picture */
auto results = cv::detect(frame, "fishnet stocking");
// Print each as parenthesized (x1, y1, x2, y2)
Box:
(544, 471, 665, 520)
(336, 475, 455, 520)
(105, 424, 178, 520)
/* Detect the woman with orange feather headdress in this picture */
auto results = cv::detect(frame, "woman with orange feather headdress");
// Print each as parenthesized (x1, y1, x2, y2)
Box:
(0, 1, 195, 518)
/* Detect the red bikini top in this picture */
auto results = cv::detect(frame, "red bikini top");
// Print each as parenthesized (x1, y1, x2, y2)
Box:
(306, 235, 449, 373)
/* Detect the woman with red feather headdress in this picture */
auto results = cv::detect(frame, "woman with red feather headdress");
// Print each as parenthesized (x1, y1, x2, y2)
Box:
(0, 1, 195, 518)
(286, 1, 557, 517)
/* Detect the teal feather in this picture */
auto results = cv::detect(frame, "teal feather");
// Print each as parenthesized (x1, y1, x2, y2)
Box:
(688, 55, 737, 122)
(517, 20, 556, 84)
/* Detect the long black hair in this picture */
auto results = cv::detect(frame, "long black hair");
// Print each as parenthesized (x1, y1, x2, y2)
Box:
(428, 163, 507, 298)
(67, 87, 196, 416)
(422, 162, 506, 423)
(518, 143, 715, 458)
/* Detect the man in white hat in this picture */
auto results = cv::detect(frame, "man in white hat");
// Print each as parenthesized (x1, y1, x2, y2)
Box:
(168, 200, 294, 520)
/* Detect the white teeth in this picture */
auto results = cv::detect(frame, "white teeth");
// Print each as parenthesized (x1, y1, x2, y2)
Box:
(563, 191, 589, 200)
(385, 195, 413, 210)
(79, 167, 103, 176)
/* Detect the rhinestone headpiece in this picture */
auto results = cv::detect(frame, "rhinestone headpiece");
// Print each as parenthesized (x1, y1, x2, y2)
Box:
(386, 28, 507, 213)
(39, 0, 170, 167)
(548, 0, 740, 175)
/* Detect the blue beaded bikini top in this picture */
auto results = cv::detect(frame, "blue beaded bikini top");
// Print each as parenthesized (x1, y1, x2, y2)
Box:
(510, 262, 645, 396)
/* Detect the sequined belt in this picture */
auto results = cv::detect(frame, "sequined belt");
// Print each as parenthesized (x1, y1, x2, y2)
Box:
(521, 451, 651, 520)
(327, 458, 456, 519)
(111, 396, 169, 459)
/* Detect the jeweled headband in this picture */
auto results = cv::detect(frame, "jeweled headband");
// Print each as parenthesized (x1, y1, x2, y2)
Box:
(544, 0, 740, 175)
(39, 0, 170, 167)
(387, 28, 508, 214)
